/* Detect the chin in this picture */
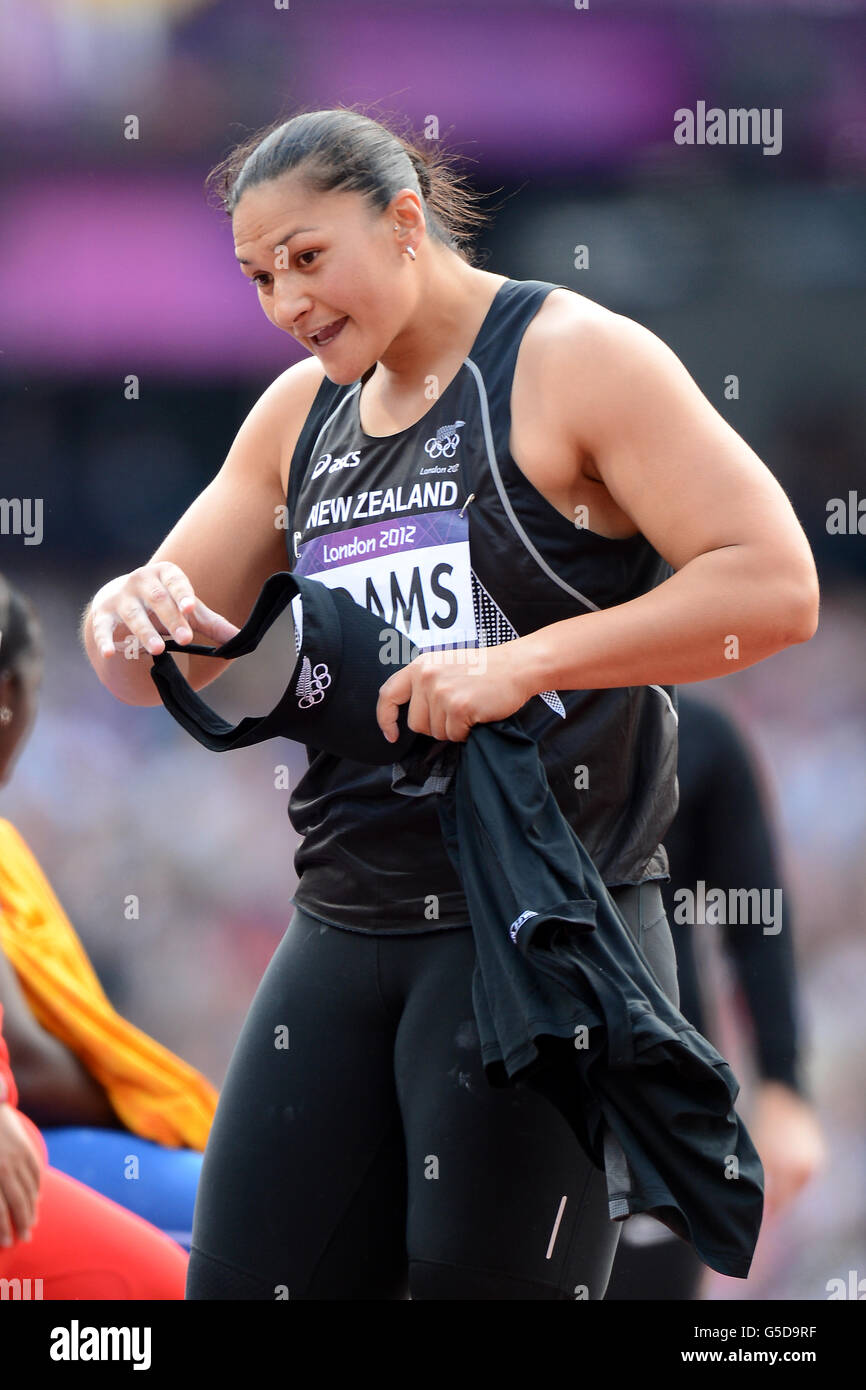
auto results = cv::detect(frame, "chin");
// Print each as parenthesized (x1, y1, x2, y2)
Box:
(324, 359, 366, 386)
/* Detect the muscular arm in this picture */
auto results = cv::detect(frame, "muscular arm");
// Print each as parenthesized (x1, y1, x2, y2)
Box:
(518, 304, 819, 693)
(0, 942, 120, 1129)
(80, 356, 325, 705)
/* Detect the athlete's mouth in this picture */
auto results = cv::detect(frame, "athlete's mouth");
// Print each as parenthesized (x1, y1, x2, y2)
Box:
(308, 316, 348, 348)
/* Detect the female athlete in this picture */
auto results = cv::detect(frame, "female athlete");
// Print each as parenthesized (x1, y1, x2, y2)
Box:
(81, 109, 818, 1300)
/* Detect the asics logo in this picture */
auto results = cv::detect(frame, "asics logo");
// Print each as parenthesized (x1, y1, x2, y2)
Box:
(509, 908, 538, 943)
(424, 420, 465, 459)
(296, 656, 332, 709)
(311, 450, 362, 481)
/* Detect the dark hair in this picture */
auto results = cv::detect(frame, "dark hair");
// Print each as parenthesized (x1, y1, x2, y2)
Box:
(205, 106, 490, 264)
(0, 575, 42, 686)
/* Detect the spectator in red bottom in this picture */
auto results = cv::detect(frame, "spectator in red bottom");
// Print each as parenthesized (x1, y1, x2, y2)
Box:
(0, 1003, 187, 1300)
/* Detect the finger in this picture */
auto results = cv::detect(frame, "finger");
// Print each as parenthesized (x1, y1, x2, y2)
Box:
(91, 608, 121, 659)
(444, 704, 472, 743)
(427, 690, 450, 742)
(12, 1174, 39, 1240)
(116, 596, 169, 656)
(8, 1126, 41, 1232)
(20, 1166, 42, 1237)
(135, 567, 199, 647)
(0, 1192, 12, 1248)
(17, 1133, 42, 1211)
(187, 599, 241, 646)
(406, 688, 433, 739)
(156, 562, 198, 621)
(1, 1168, 35, 1242)
(376, 668, 412, 741)
(147, 565, 240, 646)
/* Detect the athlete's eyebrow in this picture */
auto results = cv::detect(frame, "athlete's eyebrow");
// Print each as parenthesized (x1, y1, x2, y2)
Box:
(236, 227, 320, 265)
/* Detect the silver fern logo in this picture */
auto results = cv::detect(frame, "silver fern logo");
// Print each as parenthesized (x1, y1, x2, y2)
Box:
(424, 420, 466, 459)
(295, 655, 332, 709)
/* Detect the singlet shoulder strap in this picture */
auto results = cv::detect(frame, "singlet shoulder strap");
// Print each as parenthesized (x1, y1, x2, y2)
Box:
(464, 278, 568, 442)
(286, 374, 358, 524)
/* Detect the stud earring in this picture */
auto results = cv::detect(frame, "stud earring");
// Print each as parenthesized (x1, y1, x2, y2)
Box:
(393, 224, 416, 259)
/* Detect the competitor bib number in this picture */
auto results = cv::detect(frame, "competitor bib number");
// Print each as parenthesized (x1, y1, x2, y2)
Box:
(293, 508, 478, 653)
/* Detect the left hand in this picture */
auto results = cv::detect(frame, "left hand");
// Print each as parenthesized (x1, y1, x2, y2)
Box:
(376, 639, 535, 743)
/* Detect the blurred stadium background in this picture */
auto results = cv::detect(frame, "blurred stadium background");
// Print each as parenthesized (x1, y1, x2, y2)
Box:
(1, 0, 865, 1300)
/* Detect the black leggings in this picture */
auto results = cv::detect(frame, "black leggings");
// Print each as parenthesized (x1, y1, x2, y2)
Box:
(186, 883, 679, 1301)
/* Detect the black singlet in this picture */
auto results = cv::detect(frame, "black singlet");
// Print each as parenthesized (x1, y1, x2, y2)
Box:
(283, 277, 679, 932)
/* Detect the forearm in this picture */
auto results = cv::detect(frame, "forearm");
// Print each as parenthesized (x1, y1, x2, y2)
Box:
(518, 544, 818, 693)
(12, 1035, 121, 1130)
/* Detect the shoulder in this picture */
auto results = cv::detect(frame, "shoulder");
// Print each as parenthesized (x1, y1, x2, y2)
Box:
(259, 354, 330, 431)
(521, 286, 683, 381)
(242, 356, 329, 496)
(515, 286, 707, 452)
(231, 354, 328, 449)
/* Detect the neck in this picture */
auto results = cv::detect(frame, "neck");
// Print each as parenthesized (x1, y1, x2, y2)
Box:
(372, 251, 506, 396)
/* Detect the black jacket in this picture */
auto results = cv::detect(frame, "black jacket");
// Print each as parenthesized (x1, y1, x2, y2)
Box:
(393, 716, 764, 1279)
(148, 570, 763, 1278)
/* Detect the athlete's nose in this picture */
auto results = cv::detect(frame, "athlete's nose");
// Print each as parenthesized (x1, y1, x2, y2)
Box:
(271, 281, 313, 336)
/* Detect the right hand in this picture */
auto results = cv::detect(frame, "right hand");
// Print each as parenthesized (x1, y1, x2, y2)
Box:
(89, 562, 241, 659)
(0, 1104, 42, 1247)
(749, 1082, 828, 1221)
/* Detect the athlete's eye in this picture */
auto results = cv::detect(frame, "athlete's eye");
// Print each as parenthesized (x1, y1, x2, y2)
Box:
(249, 250, 317, 285)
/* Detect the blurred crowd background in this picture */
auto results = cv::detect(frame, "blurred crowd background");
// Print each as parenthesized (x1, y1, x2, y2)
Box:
(1, 0, 865, 1301)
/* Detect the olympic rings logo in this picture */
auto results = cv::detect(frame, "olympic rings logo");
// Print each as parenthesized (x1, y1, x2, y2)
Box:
(425, 433, 459, 459)
(296, 660, 332, 709)
(424, 420, 465, 459)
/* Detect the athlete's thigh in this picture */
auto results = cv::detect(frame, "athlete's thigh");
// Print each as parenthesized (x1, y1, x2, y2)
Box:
(391, 929, 620, 1301)
(187, 911, 408, 1300)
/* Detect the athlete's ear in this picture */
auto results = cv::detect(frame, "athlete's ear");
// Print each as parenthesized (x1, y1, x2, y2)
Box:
(377, 665, 413, 741)
(387, 188, 426, 247)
